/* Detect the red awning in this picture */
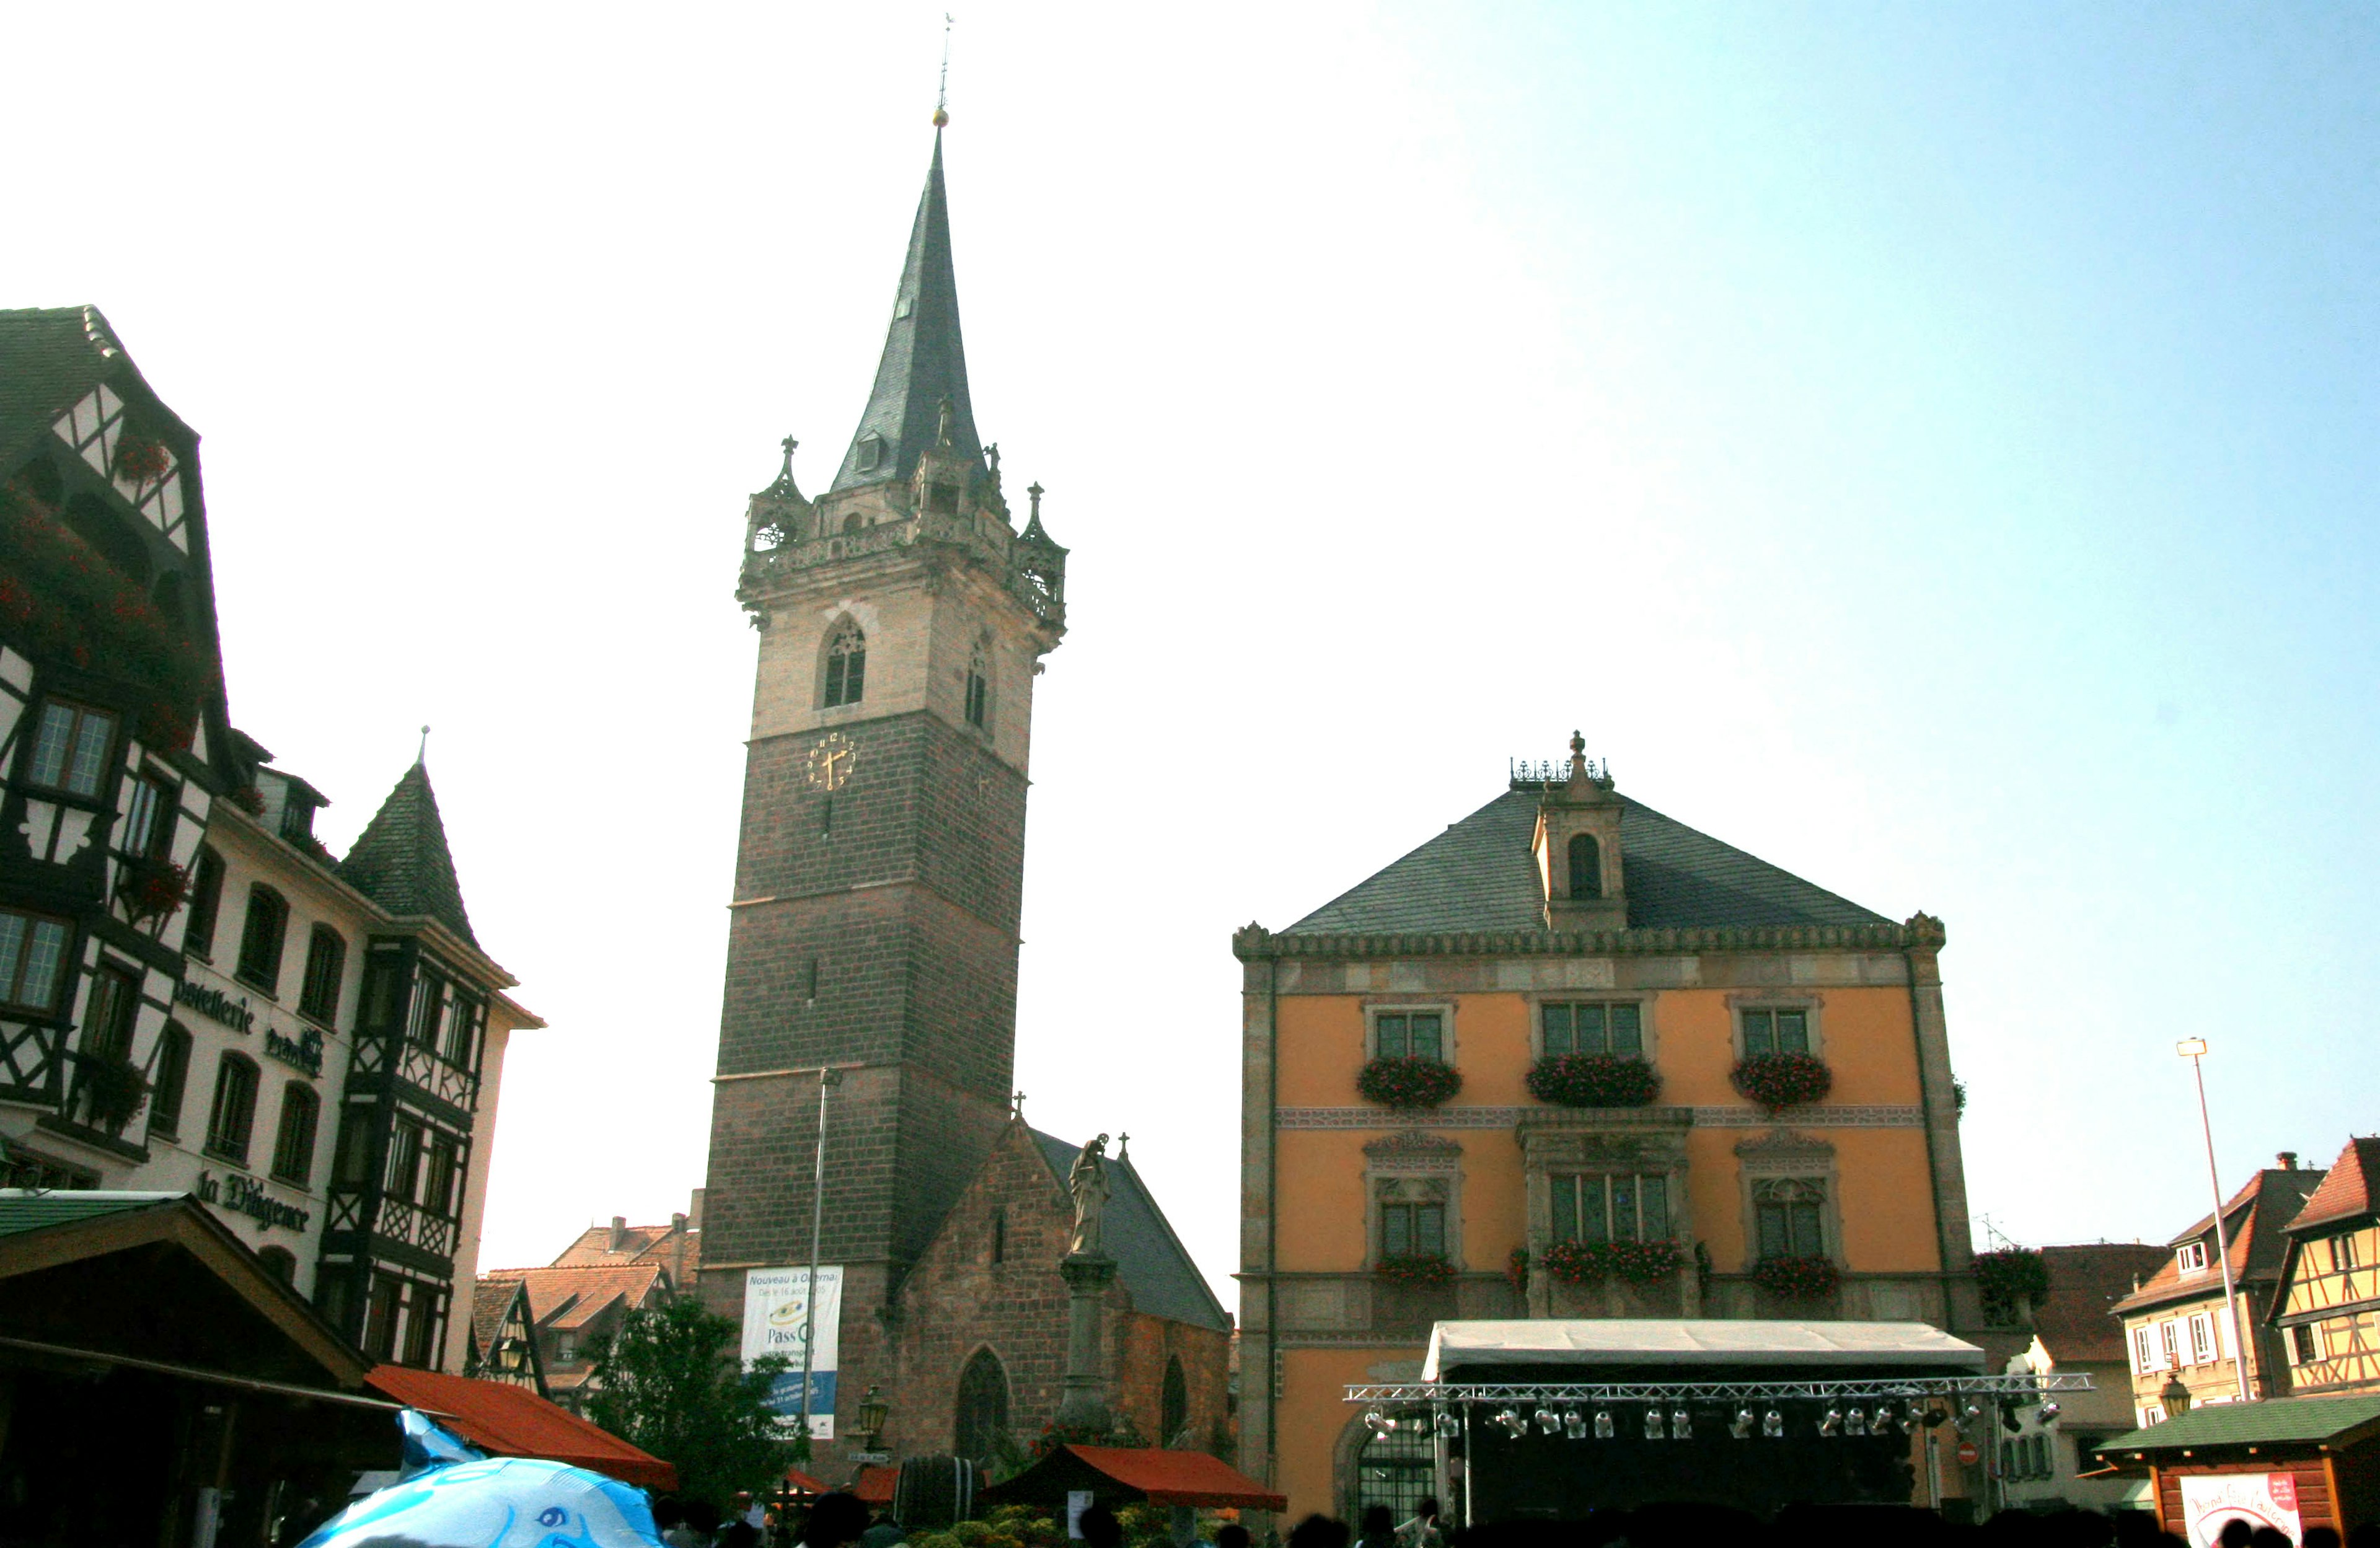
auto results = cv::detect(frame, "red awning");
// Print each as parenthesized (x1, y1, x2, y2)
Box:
(783, 1466, 830, 1495)
(366, 1366, 677, 1493)
(853, 1465, 897, 1505)
(1062, 1448, 1287, 1511)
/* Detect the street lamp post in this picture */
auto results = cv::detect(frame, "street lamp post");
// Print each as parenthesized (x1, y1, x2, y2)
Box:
(797, 1067, 841, 1451)
(2176, 1039, 2252, 1404)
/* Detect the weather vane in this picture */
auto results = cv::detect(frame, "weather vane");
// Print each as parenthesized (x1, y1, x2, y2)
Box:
(933, 14, 954, 128)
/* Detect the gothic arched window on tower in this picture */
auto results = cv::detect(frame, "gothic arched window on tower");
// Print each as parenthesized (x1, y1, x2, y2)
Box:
(1160, 1355, 1189, 1445)
(954, 1347, 1010, 1462)
(824, 621, 866, 708)
(1567, 833, 1602, 899)
(964, 641, 990, 730)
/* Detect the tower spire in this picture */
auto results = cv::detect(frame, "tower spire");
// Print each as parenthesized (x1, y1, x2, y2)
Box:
(830, 134, 979, 492)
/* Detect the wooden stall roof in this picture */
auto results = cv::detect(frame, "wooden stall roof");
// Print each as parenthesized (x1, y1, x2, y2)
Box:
(366, 1365, 677, 1492)
(2102, 1392, 2380, 1458)
(983, 1446, 1287, 1511)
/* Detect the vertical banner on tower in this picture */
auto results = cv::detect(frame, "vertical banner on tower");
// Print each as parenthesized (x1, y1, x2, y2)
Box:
(743, 1265, 842, 1438)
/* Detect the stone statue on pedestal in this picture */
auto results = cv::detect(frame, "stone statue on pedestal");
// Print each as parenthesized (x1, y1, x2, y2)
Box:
(1067, 1133, 1111, 1258)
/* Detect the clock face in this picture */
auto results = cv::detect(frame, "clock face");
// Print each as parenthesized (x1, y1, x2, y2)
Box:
(806, 733, 857, 793)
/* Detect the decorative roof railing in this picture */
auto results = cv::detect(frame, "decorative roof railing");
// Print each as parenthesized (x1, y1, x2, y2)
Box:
(741, 506, 1065, 631)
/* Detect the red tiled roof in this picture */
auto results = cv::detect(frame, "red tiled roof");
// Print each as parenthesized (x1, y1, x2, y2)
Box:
(1062, 1448, 1289, 1511)
(2287, 1140, 2380, 1234)
(552, 1222, 700, 1272)
(2112, 1168, 2325, 1316)
(366, 1365, 677, 1492)
(475, 1263, 671, 1332)
(2030, 1244, 2172, 1363)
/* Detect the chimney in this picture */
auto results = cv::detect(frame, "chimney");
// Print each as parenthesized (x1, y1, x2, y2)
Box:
(687, 1189, 705, 1230)
(671, 1212, 688, 1235)
(609, 1215, 628, 1252)
(2279, 1152, 2299, 1171)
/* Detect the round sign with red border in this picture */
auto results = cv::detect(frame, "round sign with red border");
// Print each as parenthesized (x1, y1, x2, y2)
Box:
(1955, 1440, 1981, 1466)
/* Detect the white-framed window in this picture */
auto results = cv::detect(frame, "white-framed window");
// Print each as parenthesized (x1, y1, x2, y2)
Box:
(2330, 1233, 2360, 1273)
(2190, 1311, 2217, 1365)
(2131, 1326, 2156, 1374)
(2161, 1320, 2184, 1368)
(2176, 1241, 2208, 1275)
(2138, 1403, 2166, 1427)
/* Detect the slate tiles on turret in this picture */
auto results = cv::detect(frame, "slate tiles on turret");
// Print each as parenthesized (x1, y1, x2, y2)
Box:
(339, 760, 478, 946)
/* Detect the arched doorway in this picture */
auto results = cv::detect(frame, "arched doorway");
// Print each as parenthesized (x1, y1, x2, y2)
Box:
(954, 1347, 1010, 1462)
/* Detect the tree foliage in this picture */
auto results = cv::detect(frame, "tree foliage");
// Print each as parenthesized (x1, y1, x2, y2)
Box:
(586, 1299, 793, 1508)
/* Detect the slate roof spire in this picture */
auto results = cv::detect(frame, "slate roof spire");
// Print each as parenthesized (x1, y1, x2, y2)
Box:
(339, 754, 478, 946)
(830, 130, 982, 493)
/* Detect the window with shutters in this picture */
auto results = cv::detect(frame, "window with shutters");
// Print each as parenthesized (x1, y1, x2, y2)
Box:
(1551, 1171, 1670, 1244)
(823, 619, 866, 708)
(1371, 1009, 1446, 1062)
(2331, 1233, 2361, 1273)
(149, 1022, 192, 1139)
(2161, 1321, 2184, 1367)
(299, 926, 346, 1024)
(2190, 1311, 2217, 1365)
(2131, 1326, 2156, 1374)
(182, 847, 225, 960)
(121, 773, 175, 858)
(271, 1083, 320, 1184)
(1540, 1001, 1643, 1058)
(205, 1053, 260, 1164)
(236, 886, 289, 995)
(1753, 1178, 1827, 1260)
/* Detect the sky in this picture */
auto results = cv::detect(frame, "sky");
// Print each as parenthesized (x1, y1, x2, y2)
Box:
(5, 4, 2376, 1304)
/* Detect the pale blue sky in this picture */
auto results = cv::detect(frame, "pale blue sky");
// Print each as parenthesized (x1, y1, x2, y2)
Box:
(3, 4, 2373, 1294)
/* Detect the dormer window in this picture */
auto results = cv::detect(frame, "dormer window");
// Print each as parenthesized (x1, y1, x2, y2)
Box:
(2176, 1241, 2208, 1275)
(854, 434, 884, 473)
(1567, 834, 1602, 899)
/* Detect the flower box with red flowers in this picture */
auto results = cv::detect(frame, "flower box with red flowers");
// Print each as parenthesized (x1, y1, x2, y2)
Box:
(113, 435, 171, 485)
(1752, 1253, 1840, 1300)
(1730, 1052, 1833, 1110)
(1527, 1053, 1662, 1109)
(1543, 1238, 1683, 1287)
(1375, 1252, 1457, 1287)
(118, 856, 190, 923)
(1356, 1055, 1463, 1110)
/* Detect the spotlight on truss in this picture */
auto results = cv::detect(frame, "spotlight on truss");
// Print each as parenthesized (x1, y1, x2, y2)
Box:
(1762, 1409, 1785, 1439)
(1670, 1407, 1691, 1440)
(1535, 1408, 1561, 1436)
(1562, 1409, 1587, 1441)
(1642, 1407, 1664, 1441)
(1364, 1411, 1394, 1436)
(1434, 1410, 1461, 1438)
(1819, 1409, 1843, 1438)
(1730, 1408, 1755, 1440)
(1594, 1410, 1615, 1440)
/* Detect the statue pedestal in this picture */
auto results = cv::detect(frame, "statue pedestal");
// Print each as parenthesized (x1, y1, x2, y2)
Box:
(1057, 1252, 1118, 1429)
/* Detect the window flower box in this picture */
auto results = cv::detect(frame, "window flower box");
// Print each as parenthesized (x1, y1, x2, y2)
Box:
(1543, 1239, 1683, 1287)
(1527, 1053, 1662, 1108)
(113, 434, 171, 485)
(68, 1050, 150, 1135)
(1357, 1055, 1462, 1109)
(117, 856, 190, 924)
(1730, 1052, 1833, 1110)
(1375, 1251, 1457, 1287)
(1752, 1253, 1840, 1300)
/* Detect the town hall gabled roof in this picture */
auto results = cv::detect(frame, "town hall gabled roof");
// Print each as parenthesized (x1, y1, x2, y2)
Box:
(830, 132, 982, 493)
(1029, 1130, 1230, 1334)
(339, 758, 477, 946)
(1287, 788, 1890, 936)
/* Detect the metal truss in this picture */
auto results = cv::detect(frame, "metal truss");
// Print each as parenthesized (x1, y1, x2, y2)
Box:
(1345, 1373, 2094, 1405)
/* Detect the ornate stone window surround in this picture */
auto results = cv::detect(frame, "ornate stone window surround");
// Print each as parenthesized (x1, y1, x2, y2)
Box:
(1734, 1129, 1843, 1269)
(814, 610, 873, 714)
(1525, 991, 1659, 1063)
(1364, 1131, 1463, 1270)
(1517, 1112, 1695, 1263)
(1726, 991, 1826, 1061)
(1362, 998, 1457, 1064)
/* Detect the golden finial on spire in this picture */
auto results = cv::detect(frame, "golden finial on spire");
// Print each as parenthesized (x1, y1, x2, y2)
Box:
(933, 13, 953, 127)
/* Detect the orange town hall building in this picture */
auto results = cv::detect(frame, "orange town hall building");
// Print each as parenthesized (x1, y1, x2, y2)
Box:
(1235, 740, 1983, 1518)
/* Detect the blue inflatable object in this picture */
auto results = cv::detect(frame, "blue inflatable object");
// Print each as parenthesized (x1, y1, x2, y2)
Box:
(298, 1410, 663, 1548)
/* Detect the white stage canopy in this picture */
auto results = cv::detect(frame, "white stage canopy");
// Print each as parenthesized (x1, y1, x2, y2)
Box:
(1422, 1320, 1987, 1380)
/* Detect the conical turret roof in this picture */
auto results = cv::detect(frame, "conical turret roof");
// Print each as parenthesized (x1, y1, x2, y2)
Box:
(339, 759, 477, 946)
(830, 133, 981, 491)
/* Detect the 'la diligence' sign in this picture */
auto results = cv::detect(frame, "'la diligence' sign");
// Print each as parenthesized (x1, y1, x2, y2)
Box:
(2179, 1472, 2303, 1548)
(196, 1170, 309, 1234)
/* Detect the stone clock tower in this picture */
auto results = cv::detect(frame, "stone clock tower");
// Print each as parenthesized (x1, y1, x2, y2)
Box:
(699, 131, 1069, 1418)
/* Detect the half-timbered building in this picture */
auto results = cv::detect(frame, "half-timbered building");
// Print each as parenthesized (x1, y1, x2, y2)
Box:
(0, 307, 542, 1372)
(2112, 1154, 2324, 1422)
(2272, 1138, 2380, 1397)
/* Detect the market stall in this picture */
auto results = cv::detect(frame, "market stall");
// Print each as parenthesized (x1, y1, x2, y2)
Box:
(2097, 1392, 2380, 1546)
